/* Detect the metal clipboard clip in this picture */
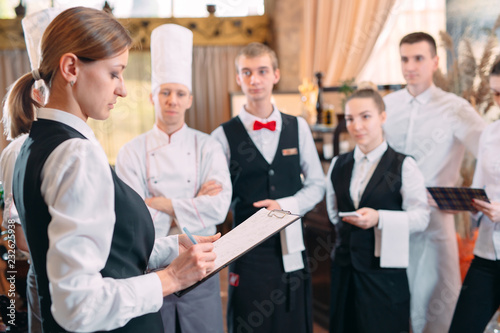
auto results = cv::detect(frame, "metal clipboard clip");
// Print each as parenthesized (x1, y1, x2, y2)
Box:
(267, 209, 291, 219)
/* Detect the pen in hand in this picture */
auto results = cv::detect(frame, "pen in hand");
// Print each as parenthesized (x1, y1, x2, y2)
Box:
(182, 227, 198, 245)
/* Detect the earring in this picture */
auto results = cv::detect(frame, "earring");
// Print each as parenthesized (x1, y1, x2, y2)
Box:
(69, 81, 74, 87)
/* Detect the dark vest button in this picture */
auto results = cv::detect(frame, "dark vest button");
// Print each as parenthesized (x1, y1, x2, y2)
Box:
(268, 169, 275, 176)
(270, 185, 276, 191)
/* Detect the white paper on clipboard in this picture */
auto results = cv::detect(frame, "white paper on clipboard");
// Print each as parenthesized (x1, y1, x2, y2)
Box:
(175, 208, 301, 296)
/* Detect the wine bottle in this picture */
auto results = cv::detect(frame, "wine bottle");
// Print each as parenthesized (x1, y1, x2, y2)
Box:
(315, 72, 323, 125)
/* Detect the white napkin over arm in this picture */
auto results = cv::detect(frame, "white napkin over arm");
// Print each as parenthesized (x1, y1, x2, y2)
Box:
(276, 196, 306, 272)
(374, 157, 430, 268)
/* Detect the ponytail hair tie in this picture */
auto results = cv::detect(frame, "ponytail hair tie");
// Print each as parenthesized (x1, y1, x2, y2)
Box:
(32, 69, 42, 81)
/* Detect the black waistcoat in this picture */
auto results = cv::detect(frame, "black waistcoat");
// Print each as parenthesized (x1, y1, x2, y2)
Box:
(222, 113, 302, 250)
(330, 146, 406, 272)
(13, 119, 162, 333)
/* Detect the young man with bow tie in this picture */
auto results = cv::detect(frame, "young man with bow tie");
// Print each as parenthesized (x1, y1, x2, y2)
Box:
(212, 42, 325, 333)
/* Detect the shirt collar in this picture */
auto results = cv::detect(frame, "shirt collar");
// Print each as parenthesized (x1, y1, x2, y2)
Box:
(238, 105, 282, 132)
(153, 123, 188, 143)
(36, 108, 100, 146)
(404, 84, 435, 105)
(353, 140, 388, 163)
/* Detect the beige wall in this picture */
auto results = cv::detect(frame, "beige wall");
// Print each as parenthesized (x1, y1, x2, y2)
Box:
(268, 0, 303, 92)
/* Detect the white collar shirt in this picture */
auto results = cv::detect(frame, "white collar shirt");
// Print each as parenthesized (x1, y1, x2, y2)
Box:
(115, 123, 232, 238)
(211, 105, 325, 272)
(471, 120, 500, 260)
(383, 84, 486, 187)
(212, 105, 325, 216)
(31, 108, 172, 331)
(237, 105, 283, 163)
(326, 141, 430, 267)
(350, 141, 388, 209)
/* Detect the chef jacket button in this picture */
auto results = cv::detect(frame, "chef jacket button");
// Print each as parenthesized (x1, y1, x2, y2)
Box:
(187, 180, 191, 183)
(270, 185, 276, 191)
(268, 169, 275, 176)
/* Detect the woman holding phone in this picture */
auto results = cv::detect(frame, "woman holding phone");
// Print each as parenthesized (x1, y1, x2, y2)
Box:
(325, 87, 429, 333)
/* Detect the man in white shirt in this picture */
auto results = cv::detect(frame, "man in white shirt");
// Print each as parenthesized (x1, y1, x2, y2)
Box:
(211, 42, 325, 333)
(383, 32, 486, 333)
(116, 24, 231, 333)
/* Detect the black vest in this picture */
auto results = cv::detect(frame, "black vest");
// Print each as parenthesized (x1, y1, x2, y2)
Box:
(330, 146, 406, 272)
(13, 119, 162, 333)
(222, 113, 302, 251)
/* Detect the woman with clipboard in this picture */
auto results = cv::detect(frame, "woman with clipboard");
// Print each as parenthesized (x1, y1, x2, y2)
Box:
(449, 60, 500, 333)
(325, 86, 430, 333)
(6, 7, 218, 332)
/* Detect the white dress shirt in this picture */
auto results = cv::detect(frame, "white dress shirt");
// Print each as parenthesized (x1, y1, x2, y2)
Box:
(212, 105, 325, 215)
(383, 85, 486, 333)
(33, 108, 176, 332)
(326, 141, 430, 267)
(384, 84, 485, 187)
(116, 123, 232, 238)
(211, 105, 326, 271)
(471, 120, 500, 260)
(0, 133, 28, 227)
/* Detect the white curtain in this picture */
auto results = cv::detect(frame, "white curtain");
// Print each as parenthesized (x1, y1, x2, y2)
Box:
(301, 0, 397, 86)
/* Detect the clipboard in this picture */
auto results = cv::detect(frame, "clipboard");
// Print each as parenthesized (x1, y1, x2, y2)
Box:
(427, 187, 490, 211)
(174, 208, 301, 297)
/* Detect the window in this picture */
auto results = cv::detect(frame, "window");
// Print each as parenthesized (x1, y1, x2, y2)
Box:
(0, 0, 264, 18)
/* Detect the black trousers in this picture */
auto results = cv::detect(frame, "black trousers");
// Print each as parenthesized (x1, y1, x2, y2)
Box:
(227, 243, 312, 333)
(449, 256, 500, 333)
(329, 261, 410, 333)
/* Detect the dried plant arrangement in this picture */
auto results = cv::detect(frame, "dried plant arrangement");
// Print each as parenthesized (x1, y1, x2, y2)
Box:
(433, 14, 500, 115)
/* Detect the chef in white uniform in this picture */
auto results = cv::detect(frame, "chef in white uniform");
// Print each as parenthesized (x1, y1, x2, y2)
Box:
(116, 24, 231, 333)
(383, 32, 486, 333)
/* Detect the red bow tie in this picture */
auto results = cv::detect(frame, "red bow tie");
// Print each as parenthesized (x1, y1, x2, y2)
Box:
(253, 120, 276, 131)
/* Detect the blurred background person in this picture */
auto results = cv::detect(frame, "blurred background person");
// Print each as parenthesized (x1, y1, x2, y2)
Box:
(449, 59, 500, 333)
(383, 32, 486, 333)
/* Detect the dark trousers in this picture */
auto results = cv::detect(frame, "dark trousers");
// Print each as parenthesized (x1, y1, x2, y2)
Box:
(227, 244, 312, 333)
(449, 256, 500, 333)
(329, 261, 410, 333)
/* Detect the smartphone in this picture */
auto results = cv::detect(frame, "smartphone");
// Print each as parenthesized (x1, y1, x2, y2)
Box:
(338, 211, 362, 218)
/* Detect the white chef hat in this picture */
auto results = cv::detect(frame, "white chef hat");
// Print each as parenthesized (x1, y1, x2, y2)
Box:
(151, 24, 193, 93)
(22, 7, 63, 71)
